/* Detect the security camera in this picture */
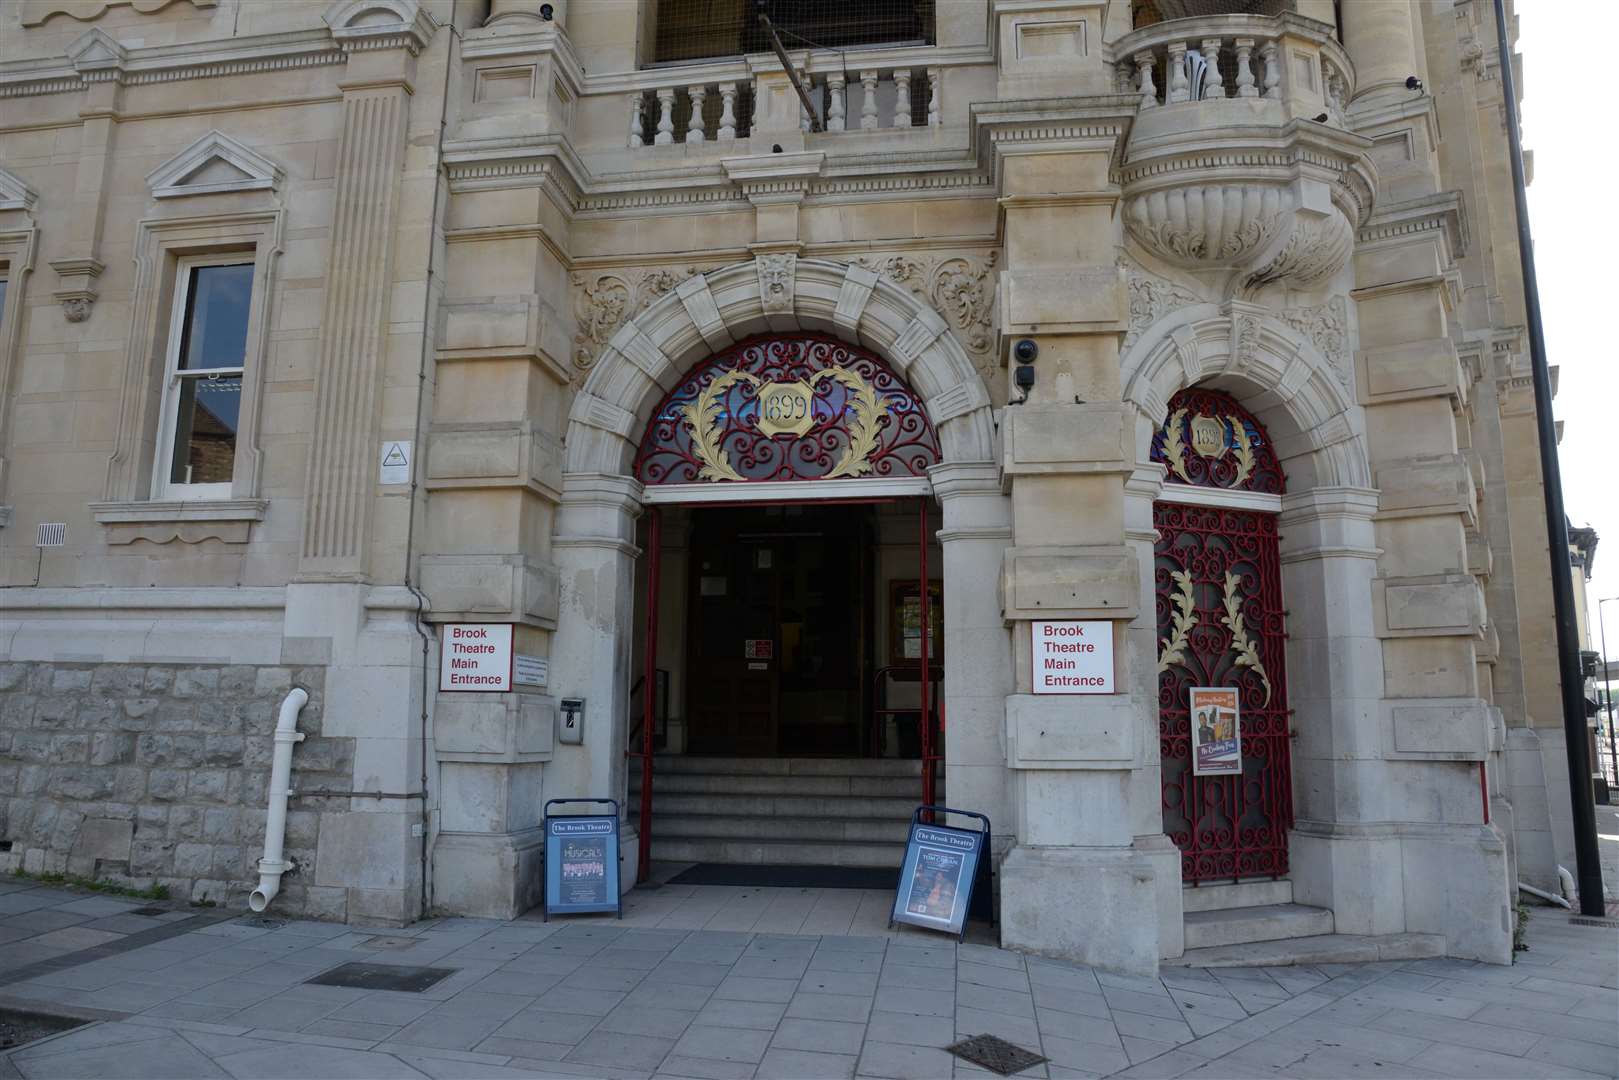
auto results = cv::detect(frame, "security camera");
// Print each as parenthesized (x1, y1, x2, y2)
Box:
(1013, 339, 1039, 364)
(539, 2, 553, 19)
(1405, 75, 1423, 92)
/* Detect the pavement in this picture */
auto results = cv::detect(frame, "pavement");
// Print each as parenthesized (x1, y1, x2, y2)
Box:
(0, 874, 1615, 1080)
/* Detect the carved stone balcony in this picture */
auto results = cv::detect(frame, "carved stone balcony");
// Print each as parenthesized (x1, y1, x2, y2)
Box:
(1110, 13, 1376, 292)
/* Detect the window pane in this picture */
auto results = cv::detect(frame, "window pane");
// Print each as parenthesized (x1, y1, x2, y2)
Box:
(178, 263, 253, 372)
(168, 374, 241, 485)
(0, 279, 8, 330)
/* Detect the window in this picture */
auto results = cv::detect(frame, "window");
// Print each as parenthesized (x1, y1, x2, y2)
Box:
(652, 0, 934, 64)
(0, 276, 8, 329)
(153, 258, 254, 499)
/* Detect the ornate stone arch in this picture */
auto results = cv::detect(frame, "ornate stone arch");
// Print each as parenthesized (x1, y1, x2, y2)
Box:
(1120, 304, 1369, 492)
(563, 257, 998, 482)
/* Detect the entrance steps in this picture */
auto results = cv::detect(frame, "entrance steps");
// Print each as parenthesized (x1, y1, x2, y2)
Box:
(1181, 879, 1335, 958)
(630, 756, 929, 870)
(1170, 932, 1446, 968)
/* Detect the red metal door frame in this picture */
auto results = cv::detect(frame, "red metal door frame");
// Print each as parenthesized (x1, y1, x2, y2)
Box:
(630, 494, 937, 881)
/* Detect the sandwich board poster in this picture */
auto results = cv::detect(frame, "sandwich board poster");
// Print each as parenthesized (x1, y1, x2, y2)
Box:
(1190, 687, 1242, 776)
(543, 803, 621, 919)
(890, 820, 983, 938)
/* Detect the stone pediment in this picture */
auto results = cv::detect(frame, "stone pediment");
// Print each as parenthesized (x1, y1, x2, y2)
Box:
(0, 167, 39, 213)
(145, 130, 283, 199)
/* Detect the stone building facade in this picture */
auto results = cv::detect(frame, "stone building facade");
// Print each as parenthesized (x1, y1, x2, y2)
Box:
(0, 0, 1578, 972)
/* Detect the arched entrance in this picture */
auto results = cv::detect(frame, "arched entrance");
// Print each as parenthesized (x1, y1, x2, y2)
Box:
(550, 257, 1003, 891)
(631, 334, 945, 877)
(1151, 387, 1293, 883)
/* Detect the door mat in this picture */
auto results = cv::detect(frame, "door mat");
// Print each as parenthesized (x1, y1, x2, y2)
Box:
(666, 863, 899, 890)
(304, 963, 456, 993)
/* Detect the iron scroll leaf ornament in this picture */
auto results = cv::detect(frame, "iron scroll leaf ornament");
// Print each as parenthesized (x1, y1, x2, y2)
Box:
(1151, 387, 1284, 494)
(635, 334, 942, 485)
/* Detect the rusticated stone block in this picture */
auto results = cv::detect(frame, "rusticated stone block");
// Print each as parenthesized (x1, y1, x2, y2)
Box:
(171, 735, 206, 768)
(144, 668, 175, 695)
(90, 733, 135, 766)
(172, 668, 220, 698)
(173, 842, 213, 877)
(219, 666, 256, 694)
(91, 666, 146, 696)
(33, 699, 75, 728)
(131, 838, 173, 875)
(148, 769, 186, 801)
(0, 663, 28, 691)
(168, 806, 204, 841)
(52, 669, 92, 694)
(50, 769, 114, 801)
(188, 770, 230, 804)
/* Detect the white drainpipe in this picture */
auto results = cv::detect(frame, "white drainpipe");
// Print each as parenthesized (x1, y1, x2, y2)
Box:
(249, 687, 308, 913)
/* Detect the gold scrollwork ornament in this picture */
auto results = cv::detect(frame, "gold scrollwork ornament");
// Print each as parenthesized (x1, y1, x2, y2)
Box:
(1220, 571, 1272, 706)
(1156, 570, 1198, 674)
(681, 365, 891, 482)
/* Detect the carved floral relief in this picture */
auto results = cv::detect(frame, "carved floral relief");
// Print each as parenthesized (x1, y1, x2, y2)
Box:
(569, 265, 703, 381)
(854, 251, 999, 381)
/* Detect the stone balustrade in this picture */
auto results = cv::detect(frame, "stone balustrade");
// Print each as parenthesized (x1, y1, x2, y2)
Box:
(629, 79, 754, 147)
(625, 60, 943, 149)
(1111, 13, 1352, 126)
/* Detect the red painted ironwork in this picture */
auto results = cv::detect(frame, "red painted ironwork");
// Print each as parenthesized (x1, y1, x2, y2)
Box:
(633, 333, 941, 485)
(1151, 387, 1285, 495)
(1155, 501, 1292, 883)
(919, 498, 935, 815)
(636, 506, 662, 882)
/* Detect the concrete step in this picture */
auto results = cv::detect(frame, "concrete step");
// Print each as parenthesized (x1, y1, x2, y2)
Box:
(1182, 879, 1294, 913)
(1183, 903, 1334, 950)
(1169, 932, 1446, 968)
(648, 756, 924, 778)
(640, 813, 912, 844)
(630, 772, 926, 798)
(633, 792, 922, 819)
(651, 836, 906, 868)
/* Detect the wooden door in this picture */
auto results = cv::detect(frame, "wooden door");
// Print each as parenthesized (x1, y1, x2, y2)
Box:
(686, 523, 779, 755)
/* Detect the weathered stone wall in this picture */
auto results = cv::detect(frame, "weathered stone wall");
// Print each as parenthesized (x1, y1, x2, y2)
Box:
(0, 662, 345, 913)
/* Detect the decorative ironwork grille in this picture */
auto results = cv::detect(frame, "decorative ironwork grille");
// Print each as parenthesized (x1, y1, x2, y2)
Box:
(652, 0, 936, 64)
(1151, 387, 1284, 494)
(634, 334, 941, 485)
(1155, 502, 1292, 882)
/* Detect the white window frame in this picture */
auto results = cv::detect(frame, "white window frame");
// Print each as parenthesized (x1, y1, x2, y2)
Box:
(152, 254, 256, 501)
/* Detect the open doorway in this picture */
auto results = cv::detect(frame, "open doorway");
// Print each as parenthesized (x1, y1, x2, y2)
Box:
(685, 503, 875, 756)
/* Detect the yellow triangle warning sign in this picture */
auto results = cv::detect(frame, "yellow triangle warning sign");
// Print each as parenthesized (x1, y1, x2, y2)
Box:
(382, 443, 408, 467)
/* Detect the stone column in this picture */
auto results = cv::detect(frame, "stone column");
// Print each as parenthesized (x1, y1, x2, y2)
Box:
(296, 2, 440, 926)
(986, 100, 1162, 972)
(486, 0, 565, 28)
(49, 32, 127, 323)
(1340, 0, 1423, 104)
(1351, 200, 1512, 962)
(546, 473, 644, 889)
(932, 463, 1015, 851)
(299, 19, 424, 581)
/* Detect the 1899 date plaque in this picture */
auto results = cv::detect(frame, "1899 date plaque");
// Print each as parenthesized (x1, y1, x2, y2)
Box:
(946, 1034, 1048, 1077)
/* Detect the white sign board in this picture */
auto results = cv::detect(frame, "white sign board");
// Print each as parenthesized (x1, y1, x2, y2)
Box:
(513, 654, 549, 688)
(440, 623, 513, 692)
(1031, 621, 1113, 694)
(379, 440, 412, 485)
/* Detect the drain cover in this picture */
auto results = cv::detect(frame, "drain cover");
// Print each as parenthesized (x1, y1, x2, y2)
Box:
(127, 906, 168, 917)
(361, 935, 419, 950)
(946, 1034, 1048, 1077)
(245, 917, 286, 929)
(305, 963, 456, 993)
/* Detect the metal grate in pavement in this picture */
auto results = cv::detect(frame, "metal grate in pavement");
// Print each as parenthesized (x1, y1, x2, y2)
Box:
(304, 963, 455, 993)
(945, 1034, 1048, 1076)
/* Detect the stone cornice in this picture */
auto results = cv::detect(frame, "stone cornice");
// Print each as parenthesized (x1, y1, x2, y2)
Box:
(1357, 190, 1469, 259)
(0, 27, 345, 97)
(0, 2, 440, 99)
(968, 95, 1139, 186)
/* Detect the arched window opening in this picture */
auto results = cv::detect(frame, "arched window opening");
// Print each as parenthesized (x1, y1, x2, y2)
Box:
(1151, 386, 1286, 495)
(1153, 386, 1292, 883)
(633, 333, 941, 486)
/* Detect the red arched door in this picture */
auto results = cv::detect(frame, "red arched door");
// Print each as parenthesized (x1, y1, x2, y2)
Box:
(1152, 388, 1292, 883)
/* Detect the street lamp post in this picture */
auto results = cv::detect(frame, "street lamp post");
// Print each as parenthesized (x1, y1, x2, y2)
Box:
(1600, 598, 1618, 789)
